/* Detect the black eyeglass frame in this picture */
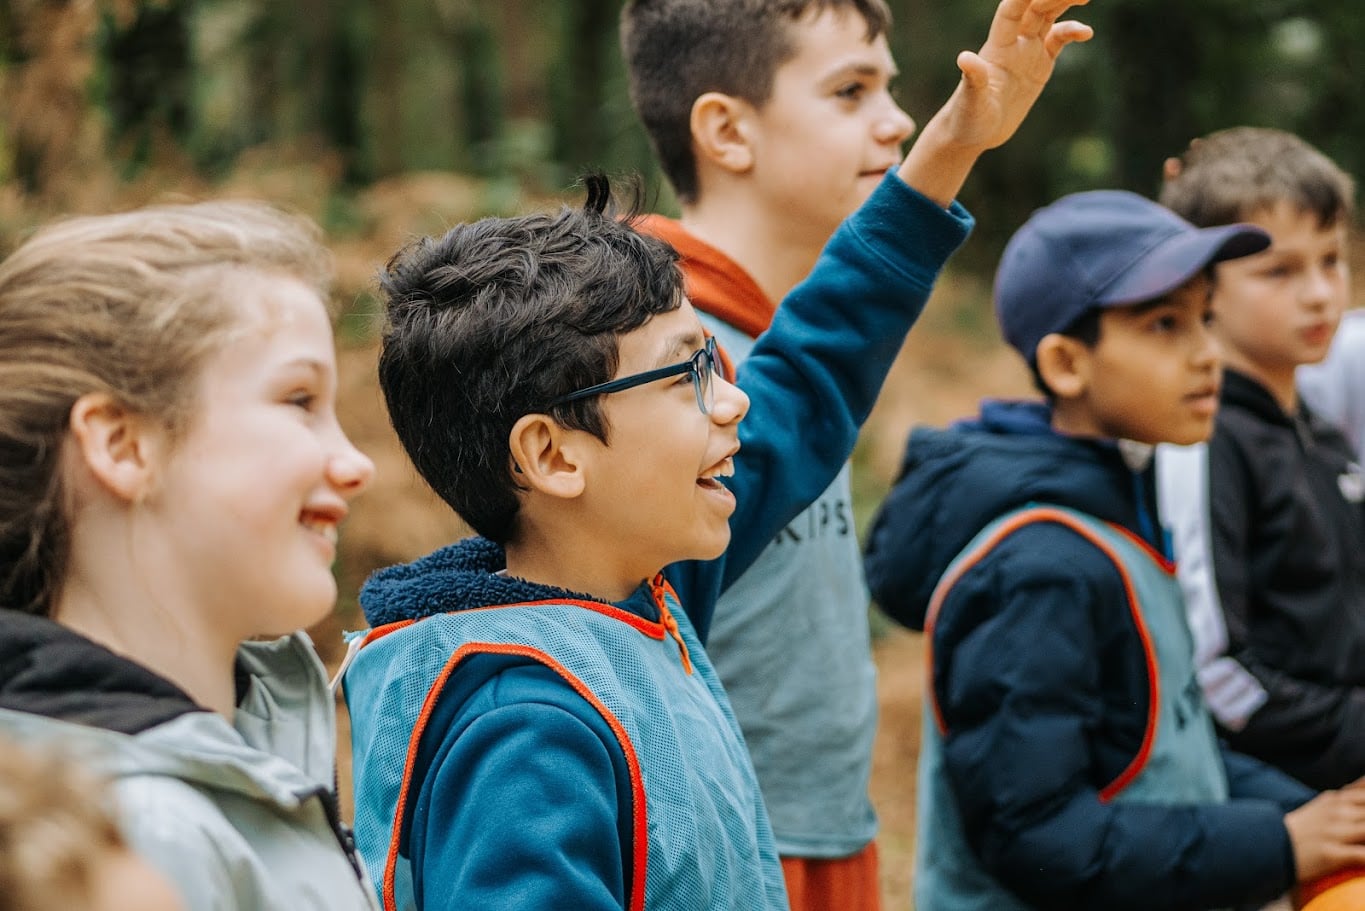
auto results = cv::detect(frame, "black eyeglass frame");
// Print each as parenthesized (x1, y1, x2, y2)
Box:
(550, 336, 720, 414)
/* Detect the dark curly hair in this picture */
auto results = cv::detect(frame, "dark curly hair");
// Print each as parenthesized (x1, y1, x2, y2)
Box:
(377, 174, 685, 543)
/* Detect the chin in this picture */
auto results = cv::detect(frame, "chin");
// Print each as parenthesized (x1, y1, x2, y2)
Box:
(1164, 424, 1215, 447)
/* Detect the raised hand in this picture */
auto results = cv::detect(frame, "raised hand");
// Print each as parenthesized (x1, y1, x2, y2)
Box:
(898, 0, 1092, 206)
(944, 0, 1094, 154)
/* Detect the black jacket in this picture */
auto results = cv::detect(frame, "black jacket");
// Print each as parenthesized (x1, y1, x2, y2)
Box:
(1163, 369, 1365, 789)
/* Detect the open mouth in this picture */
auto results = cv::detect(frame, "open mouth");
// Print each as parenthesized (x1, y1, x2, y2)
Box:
(697, 456, 736, 489)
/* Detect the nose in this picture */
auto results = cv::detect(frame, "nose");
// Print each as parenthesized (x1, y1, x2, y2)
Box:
(328, 431, 376, 498)
(875, 96, 916, 147)
(709, 374, 749, 426)
(1193, 320, 1221, 371)
(1301, 264, 1340, 311)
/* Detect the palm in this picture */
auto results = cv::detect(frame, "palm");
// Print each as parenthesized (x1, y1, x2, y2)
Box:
(940, 0, 1092, 152)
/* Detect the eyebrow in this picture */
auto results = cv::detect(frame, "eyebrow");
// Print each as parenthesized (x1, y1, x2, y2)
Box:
(652, 332, 705, 369)
(825, 61, 897, 82)
(282, 357, 328, 375)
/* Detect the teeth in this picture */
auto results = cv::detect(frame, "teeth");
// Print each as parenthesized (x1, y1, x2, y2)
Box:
(701, 457, 735, 480)
(303, 520, 338, 545)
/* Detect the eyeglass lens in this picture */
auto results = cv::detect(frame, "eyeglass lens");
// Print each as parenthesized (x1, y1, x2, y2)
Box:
(694, 338, 717, 414)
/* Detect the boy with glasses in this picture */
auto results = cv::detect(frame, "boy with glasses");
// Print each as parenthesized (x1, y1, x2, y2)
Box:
(342, 3, 1090, 907)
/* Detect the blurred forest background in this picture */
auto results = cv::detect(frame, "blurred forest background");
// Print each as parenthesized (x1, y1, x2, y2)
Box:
(3, 3, 1363, 903)
(4, 0, 1364, 261)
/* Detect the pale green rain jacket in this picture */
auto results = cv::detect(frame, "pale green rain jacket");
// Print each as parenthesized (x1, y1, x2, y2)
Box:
(0, 616, 378, 911)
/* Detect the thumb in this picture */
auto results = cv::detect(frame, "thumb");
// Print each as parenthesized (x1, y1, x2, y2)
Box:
(957, 50, 989, 91)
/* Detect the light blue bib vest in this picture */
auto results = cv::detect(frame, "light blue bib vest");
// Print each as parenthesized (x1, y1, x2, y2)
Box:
(915, 505, 1228, 911)
(343, 585, 788, 911)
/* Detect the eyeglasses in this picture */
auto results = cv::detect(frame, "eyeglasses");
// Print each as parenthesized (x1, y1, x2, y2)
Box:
(550, 336, 721, 414)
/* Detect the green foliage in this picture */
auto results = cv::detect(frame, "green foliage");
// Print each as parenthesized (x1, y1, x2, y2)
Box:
(6, 0, 1365, 247)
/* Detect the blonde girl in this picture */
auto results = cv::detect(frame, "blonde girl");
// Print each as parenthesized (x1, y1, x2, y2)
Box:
(0, 201, 378, 910)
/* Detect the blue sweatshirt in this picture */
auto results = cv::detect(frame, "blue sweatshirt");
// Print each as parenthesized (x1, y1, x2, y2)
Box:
(346, 173, 973, 910)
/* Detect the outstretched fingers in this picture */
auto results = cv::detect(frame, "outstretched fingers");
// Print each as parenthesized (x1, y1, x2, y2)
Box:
(990, 0, 1091, 46)
(1044, 19, 1095, 58)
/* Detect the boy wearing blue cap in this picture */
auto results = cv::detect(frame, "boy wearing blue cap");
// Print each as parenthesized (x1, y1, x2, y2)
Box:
(864, 190, 1365, 910)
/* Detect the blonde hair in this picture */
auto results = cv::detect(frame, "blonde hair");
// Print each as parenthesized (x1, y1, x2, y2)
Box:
(0, 200, 333, 617)
(0, 741, 127, 911)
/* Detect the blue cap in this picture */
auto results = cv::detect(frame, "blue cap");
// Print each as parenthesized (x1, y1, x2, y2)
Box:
(994, 190, 1270, 363)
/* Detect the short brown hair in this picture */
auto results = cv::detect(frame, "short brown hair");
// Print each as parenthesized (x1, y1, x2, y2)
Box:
(0, 200, 332, 617)
(621, 0, 892, 204)
(1160, 127, 1355, 229)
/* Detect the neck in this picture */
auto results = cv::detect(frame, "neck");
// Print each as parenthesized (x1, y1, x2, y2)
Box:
(503, 523, 650, 605)
(55, 522, 241, 717)
(1223, 356, 1298, 415)
(681, 187, 826, 303)
(1049, 399, 1106, 441)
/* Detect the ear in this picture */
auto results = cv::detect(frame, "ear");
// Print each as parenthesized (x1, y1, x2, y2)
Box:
(690, 91, 755, 176)
(1034, 333, 1091, 401)
(507, 414, 588, 501)
(66, 393, 162, 503)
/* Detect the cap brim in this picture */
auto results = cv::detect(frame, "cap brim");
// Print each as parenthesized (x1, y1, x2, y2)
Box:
(1100, 223, 1271, 307)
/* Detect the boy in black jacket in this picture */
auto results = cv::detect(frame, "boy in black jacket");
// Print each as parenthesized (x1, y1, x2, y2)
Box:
(1157, 127, 1365, 790)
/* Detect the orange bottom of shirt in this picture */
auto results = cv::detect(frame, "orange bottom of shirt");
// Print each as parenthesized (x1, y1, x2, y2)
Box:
(780, 841, 881, 911)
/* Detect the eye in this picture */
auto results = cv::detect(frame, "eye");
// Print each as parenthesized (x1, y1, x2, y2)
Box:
(1324, 252, 1341, 269)
(1151, 314, 1178, 333)
(286, 390, 318, 411)
(834, 82, 867, 102)
(1202, 308, 1217, 328)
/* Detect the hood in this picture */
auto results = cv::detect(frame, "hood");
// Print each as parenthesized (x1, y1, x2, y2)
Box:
(0, 610, 199, 733)
(0, 612, 338, 803)
(360, 536, 643, 628)
(863, 399, 1160, 630)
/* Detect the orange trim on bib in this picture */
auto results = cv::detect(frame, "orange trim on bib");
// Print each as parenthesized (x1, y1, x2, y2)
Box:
(922, 507, 1161, 802)
(380, 641, 650, 911)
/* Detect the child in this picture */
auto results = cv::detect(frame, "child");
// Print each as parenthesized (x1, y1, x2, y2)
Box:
(1299, 307, 1365, 458)
(0, 738, 185, 911)
(0, 201, 379, 910)
(863, 190, 1365, 909)
(1156, 127, 1365, 790)
(341, 2, 1092, 908)
(619, 2, 914, 902)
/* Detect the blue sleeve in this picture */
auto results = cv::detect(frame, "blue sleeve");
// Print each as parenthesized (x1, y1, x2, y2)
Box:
(666, 173, 972, 640)
(409, 660, 634, 911)
(934, 525, 1297, 910)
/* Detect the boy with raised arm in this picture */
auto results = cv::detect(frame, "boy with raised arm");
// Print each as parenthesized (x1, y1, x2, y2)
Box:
(619, 3, 917, 903)
(343, 3, 1091, 908)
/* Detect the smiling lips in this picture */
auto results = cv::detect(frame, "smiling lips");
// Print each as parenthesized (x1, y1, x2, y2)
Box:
(1185, 385, 1221, 415)
(301, 503, 346, 550)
